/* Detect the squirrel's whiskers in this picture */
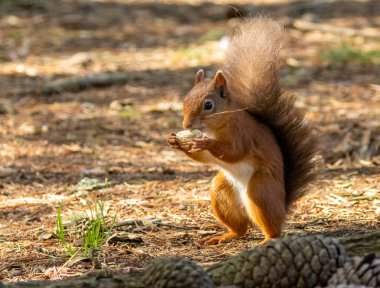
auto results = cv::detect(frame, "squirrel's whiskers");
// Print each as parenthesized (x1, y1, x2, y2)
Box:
(205, 107, 249, 118)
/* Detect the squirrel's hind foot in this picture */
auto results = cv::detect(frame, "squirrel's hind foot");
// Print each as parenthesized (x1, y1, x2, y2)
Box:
(256, 236, 277, 246)
(199, 232, 239, 245)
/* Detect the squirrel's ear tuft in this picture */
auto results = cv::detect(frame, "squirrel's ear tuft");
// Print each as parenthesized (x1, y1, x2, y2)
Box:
(195, 69, 205, 84)
(212, 70, 227, 88)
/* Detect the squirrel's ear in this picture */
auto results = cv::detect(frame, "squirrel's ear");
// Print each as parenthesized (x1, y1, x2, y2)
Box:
(195, 69, 205, 84)
(212, 70, 227, 89)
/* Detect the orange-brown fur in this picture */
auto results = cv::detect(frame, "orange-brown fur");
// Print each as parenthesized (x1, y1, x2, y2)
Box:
(222, 18, 318, 207)
(247, 171, 286, 243)
(188, 111, 286, 244)
(200, 172, 249, 245)
(167, 17, 318, 244)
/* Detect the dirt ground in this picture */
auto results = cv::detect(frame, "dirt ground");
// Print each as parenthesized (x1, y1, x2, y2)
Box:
(0, 0, 379, 283)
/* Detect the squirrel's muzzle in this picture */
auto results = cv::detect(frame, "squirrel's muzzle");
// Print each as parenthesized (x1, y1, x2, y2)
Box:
(183, 117, 193, 129)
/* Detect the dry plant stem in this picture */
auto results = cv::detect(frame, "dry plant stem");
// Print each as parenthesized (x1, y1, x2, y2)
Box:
(204, 107, 249, 119)
(293, 19, 380, 40)
(339, 231, 380, 257)
(112, 219, 198, 230)
(43, 73, 130, 95)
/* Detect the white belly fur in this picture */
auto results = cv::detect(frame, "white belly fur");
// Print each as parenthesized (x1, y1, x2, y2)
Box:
(220, 161, 254, 208)
(205, 151, 254, 208)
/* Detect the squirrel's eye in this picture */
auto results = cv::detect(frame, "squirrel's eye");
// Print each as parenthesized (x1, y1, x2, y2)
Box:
(203, 100, 214, 111)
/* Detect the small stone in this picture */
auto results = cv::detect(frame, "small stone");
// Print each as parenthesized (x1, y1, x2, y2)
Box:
(9, 267, 23, 276)
(134, 140, 153, 148)
(80, 167, 106, 176)
(17, 123, 40, 135)
(108, 166, 124, 173)
(0, 167, 16, 178)
(75, 177, 109, 191)
(109, 100, 123, 110)
(40, 233, 55, 240)
(197, 230, 218, 236)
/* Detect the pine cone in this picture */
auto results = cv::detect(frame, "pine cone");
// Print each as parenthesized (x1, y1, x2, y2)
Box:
(327, 254, 380, 287)
(142, 257, 214, 288)
(324, 285, 371, 288)
(206, 235, 346, 288)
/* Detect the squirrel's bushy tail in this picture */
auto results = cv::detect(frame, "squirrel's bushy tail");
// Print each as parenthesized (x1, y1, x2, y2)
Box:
(222, 17, 318, 209)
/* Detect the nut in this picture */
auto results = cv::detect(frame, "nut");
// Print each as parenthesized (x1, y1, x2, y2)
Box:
(176, 129, 203, 145)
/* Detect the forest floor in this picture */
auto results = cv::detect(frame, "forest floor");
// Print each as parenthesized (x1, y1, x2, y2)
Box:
(0, 0, 379, 283)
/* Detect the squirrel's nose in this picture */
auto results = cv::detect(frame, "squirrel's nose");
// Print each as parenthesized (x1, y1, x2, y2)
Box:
(183, 119, 192, 129)
(183, 123, 192, 129)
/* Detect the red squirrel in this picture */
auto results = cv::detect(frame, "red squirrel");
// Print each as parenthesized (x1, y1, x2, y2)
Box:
(167, 18, 318, 245)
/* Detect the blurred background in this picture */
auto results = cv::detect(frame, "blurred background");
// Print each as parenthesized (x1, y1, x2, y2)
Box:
(0, 0, 379, 282)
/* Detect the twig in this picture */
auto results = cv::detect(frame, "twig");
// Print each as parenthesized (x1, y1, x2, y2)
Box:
(339, 231, 380, 256)
(43, 72, 129, 95)
(113, 219, 145, 228)
(293, 19, 380, 40)
(113, 219, 198, 231)
(153, 221, 199, 231)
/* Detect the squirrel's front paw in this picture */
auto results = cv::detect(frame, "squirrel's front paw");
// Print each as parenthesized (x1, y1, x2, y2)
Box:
(167, 133, 181, 149)
(189, 137, 210, 153)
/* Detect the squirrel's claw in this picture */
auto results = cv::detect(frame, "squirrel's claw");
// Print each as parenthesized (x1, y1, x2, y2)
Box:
(167, 133, 192, 152)
(167, 134, 181, 149)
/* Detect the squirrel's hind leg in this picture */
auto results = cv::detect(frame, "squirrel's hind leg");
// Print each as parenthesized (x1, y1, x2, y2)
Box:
(200, 172, 250, 245)
(246, 171, 286, 243)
